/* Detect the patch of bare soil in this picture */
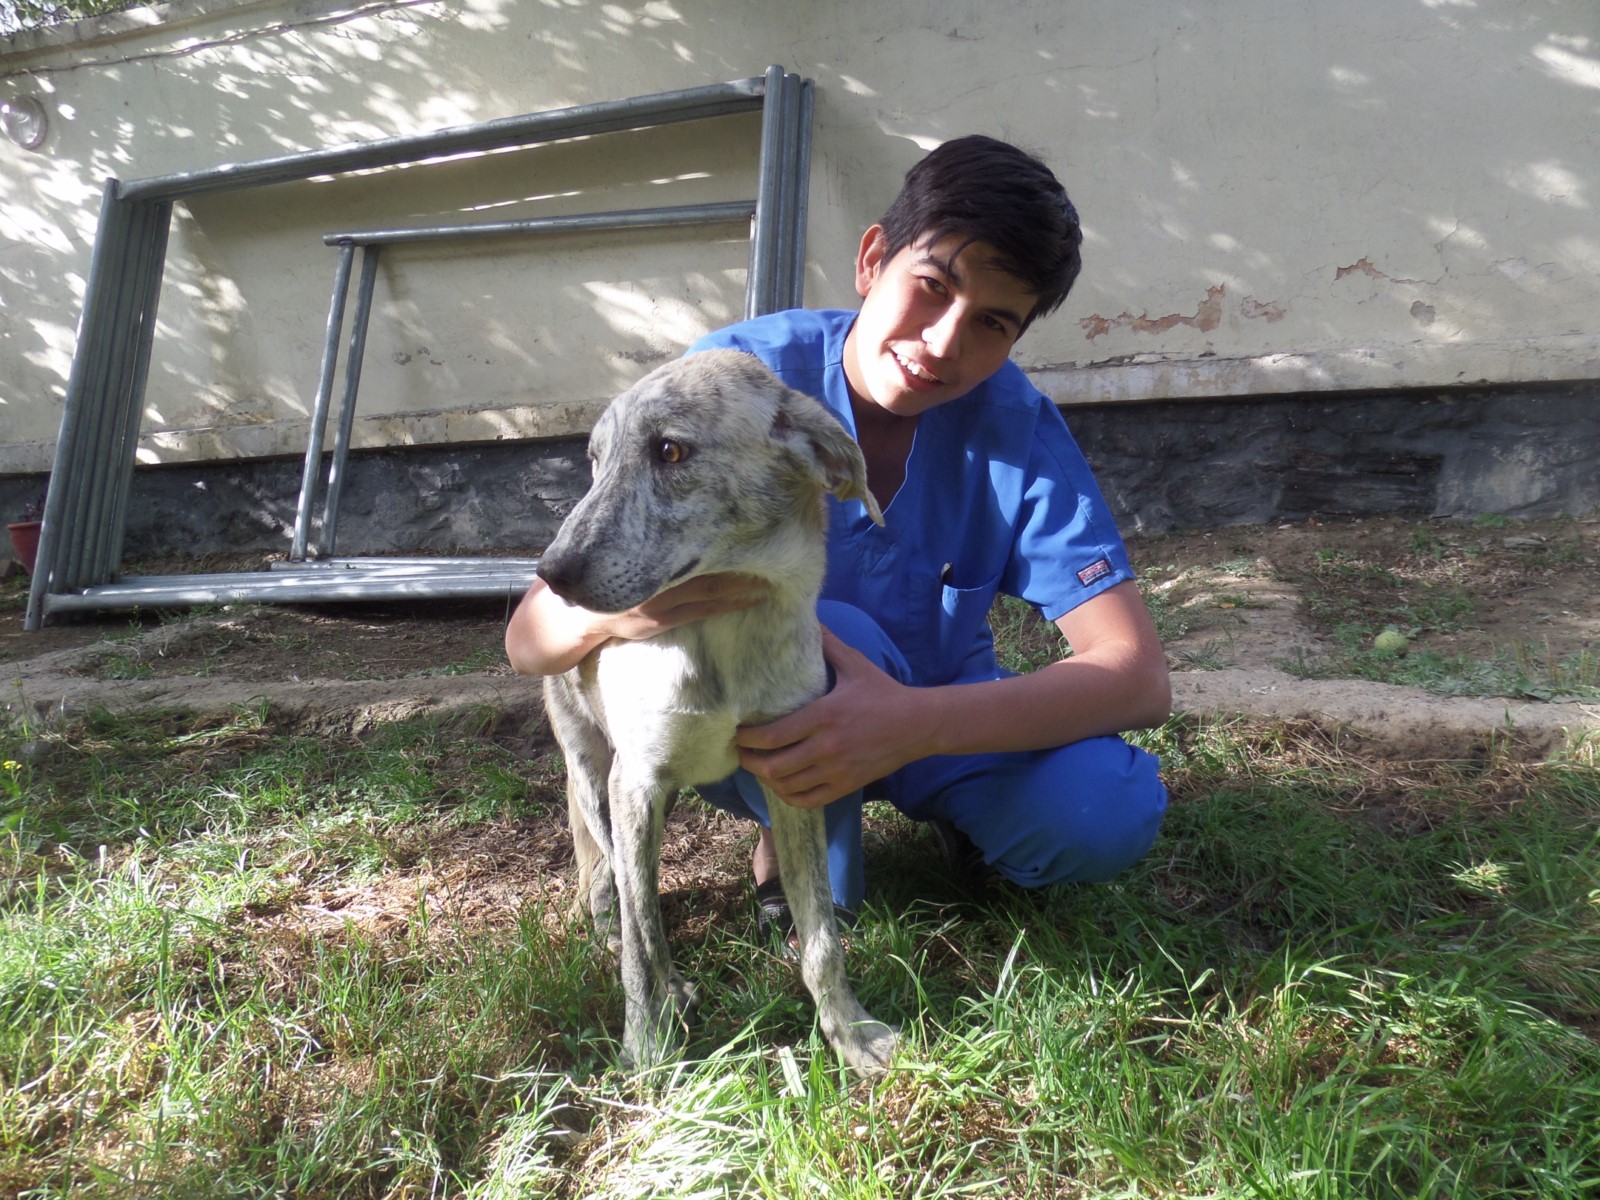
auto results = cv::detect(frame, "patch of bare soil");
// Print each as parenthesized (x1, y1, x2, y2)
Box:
(4, 514, 1599, 759)
(1130, 513, 1600, 759)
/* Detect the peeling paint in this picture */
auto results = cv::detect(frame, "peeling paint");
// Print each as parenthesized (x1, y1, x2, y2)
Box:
(1335, 257, 1388, 282)
(1081, 284, 1226, 340)
(1241, 297, 1286, 322)
(1335, 257, 1424, 286)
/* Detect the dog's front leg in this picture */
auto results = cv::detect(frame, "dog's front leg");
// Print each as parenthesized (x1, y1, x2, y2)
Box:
(609, 769, 698, 1070)
(566, 754, 619, 953)
(766, 794, 898, 1079)
(543, 676, 620, 949)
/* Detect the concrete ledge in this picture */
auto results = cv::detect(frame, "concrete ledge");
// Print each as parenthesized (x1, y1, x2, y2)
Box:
(1172, 667, 1599, 762)
(1031, 334, 1600, 407)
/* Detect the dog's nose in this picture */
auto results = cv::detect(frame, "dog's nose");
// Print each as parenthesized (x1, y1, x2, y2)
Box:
(535, 552, 583, 602)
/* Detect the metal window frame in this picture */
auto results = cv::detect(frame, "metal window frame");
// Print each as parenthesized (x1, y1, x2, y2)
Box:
(26, 66, 813, 628)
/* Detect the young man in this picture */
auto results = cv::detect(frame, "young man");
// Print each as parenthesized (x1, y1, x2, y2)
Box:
(506, 136, 1170, 926)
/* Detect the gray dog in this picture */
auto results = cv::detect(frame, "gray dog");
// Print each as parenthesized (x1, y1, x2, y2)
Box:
(537, 350, 898, 1077)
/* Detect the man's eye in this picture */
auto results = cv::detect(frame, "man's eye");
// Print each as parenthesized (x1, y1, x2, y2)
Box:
(656, 439, 689, 464)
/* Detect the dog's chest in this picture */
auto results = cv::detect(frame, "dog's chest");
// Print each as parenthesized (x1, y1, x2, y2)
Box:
(589, 641, 740, 785)
(592, 625, 818, 788)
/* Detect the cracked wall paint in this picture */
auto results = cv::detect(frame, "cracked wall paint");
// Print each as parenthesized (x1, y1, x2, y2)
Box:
(1080, 285, 1289, 341)
(1240, 297, 1286, 322)
(1335, 257, 1426, 286)
(1081, 285, 1226, 340)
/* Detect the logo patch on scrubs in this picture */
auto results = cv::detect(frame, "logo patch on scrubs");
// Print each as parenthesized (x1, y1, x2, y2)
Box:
(1076, 558, 1114, 587)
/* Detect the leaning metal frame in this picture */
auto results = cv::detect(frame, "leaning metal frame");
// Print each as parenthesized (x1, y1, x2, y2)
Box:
(25, 67, 813, 629)
(291, 200, 764, 565)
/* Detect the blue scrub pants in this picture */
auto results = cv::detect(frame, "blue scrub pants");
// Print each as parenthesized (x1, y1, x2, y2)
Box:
(695, 601, 1168, 911)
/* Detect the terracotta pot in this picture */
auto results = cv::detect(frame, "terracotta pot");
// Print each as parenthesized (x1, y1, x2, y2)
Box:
(7, 520, 41, 574)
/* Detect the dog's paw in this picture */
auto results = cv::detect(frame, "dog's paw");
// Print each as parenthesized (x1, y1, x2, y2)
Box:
(620, 1026, 676, 1073)
(620, 978, 700, 1072)
(830, 1017, 899, 1081)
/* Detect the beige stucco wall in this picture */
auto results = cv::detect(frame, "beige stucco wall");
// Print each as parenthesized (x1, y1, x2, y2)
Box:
(2, 0, 1596, 475)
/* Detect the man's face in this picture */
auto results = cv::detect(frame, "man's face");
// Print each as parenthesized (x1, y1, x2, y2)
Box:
(842, 227, 1037, 421)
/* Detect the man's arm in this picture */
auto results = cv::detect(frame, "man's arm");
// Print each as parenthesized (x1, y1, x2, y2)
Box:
(734, 580, 1170, 808)
(504, 573, 773, 676)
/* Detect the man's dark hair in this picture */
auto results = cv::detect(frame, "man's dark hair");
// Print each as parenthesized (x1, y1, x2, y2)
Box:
(877, 135, 1083, 331)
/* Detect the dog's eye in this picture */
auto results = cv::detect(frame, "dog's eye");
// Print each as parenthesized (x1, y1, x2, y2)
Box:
(655, 439, 689, 465)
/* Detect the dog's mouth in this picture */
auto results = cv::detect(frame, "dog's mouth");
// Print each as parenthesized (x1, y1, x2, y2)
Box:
(663, 557, 701, 586)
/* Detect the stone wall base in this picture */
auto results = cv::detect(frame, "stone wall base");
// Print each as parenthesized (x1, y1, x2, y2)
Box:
(2, 382, 1595, 564)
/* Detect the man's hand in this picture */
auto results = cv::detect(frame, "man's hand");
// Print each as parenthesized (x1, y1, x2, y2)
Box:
(505, 572, 770, 676)
(597, 573, 772, 642)
(734, 629, 932, 809)
(731, 580, 1173, 808)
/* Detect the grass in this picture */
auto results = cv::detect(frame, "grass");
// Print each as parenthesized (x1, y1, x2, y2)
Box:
(1270, 533, 1600, 701)
(3, 684, 1600, 1193)
(991, 583, 1195, 676)
(1283, 634, 1600, 702)
(1279, 539, 1600, 698)
(988, 595, 1068, 675)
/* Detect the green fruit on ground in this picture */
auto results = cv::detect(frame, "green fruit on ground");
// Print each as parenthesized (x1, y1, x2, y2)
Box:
(1373, 629, 1410, 656)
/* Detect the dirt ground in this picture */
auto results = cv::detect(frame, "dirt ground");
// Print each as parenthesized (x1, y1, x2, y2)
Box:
(3, 513, 1599, 760)
(3, 514, 1596, 961)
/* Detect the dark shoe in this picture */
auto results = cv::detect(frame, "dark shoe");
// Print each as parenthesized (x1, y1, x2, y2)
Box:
(928, 818, 1003, 890)
(755, 878, 858, 942)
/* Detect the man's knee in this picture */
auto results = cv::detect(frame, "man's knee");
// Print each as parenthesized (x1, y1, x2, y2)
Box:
(981, 738, 1167, 888)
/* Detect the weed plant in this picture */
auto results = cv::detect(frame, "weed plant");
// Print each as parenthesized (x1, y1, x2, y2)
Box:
(3, 692, 1598, 1194)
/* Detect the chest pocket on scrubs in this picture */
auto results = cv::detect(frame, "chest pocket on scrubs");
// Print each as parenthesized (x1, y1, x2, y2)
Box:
(937, 571, 1002, 683)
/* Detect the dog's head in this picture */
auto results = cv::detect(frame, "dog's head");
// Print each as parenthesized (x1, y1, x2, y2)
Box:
(537, 350, 883, 614)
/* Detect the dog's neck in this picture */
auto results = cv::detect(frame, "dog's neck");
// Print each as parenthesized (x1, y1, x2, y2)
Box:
(675, 576, 824, 720)
(639, 483, 825, 721)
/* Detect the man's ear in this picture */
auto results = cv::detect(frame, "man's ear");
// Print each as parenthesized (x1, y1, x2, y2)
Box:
(854, 225, 889, 298)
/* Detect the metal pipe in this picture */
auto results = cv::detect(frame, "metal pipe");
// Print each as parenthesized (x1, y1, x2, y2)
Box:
(772, 72, 803, 310)
(102, 200, 174, 581)
(26, 179, 125, 629)
(747, 65, 786, 318)
(90, 200, 164, 582)
(290, 241, 355, 560)
(319, 244, 381, 557)
(62, 192, 136, 587)
(79, 199, 150, 586)
(45, 565, 544, 612)
(320, 200, 755, 247)
(264, 555, 542, 571)
(789, 79, 815, 310)
(118, 77, 768, 203)
(63, 197, 148, 590)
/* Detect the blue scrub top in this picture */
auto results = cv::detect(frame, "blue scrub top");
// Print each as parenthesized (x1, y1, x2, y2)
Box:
(689, 309, 1133, 687)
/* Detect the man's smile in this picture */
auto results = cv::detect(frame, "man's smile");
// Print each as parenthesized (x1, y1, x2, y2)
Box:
(892, 348, 943, 385)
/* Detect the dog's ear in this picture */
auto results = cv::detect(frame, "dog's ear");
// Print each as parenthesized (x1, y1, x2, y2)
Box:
(772, 388, 886, 527)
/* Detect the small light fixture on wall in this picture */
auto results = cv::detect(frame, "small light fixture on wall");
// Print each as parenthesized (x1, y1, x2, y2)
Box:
(1, 95, 49, 151)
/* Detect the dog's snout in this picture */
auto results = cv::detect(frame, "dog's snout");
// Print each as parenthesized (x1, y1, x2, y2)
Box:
(535, 551, 584, 603)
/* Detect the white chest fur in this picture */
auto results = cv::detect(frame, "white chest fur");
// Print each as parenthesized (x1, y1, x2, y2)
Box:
(586, 603, 824, 789)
